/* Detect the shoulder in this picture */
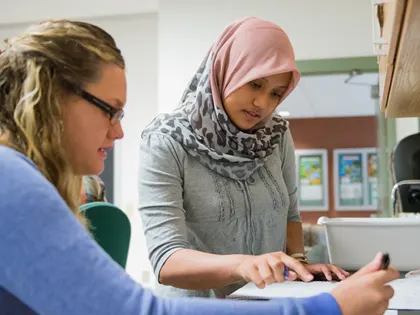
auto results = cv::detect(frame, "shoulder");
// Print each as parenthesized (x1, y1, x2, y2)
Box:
(140, 132, 187, 161)
(0, 145, 62, 214)
(271, 128, 294, 158)
(267, 128, 295, 169)
(0, 145, 42, 185)
(282, 128, 294, 152)
(283, 128, 294, 145)
(0, 145, 37, 170)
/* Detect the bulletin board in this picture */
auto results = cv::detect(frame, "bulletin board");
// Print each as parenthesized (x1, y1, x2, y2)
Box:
(333, 148, 378, 211)
(295, 149, 329, 211)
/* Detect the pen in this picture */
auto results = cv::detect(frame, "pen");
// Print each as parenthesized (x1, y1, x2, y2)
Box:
(284, 265, 289, 280)
(380, 252, 390, 270)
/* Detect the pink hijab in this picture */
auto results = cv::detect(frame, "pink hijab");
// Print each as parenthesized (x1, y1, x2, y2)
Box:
(210, 16, 300, 109)
(142, 17, 300, 180)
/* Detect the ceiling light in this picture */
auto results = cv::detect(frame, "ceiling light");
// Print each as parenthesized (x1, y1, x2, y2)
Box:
(278, 111, 290, 117)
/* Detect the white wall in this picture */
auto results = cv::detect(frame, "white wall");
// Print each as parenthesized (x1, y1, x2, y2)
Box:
(282, 73, 378, 118)
(158, 0, 375, 113)
(0, 13, 158, 285)
(0, 0, 158, 25)
(396, 118, 419, 143)
(93, 14, 158, 286)
(94, 14, 158, 210)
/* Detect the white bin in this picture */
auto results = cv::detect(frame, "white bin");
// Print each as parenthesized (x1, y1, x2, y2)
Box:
(317, 216, 420, 272)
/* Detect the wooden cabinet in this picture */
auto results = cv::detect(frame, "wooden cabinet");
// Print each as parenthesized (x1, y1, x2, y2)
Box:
(374, 0, 420, 118)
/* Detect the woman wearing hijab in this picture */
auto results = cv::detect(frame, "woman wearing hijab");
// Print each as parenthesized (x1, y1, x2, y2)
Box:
(139, 16, 348, 299)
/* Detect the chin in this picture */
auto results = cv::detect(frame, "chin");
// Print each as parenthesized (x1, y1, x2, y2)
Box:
(236, 121, 259, 132)
(90, 164, 105, 176)
(75, 163, 104, 176)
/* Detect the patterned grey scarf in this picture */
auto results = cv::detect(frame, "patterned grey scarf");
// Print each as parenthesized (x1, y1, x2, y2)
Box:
(141, 53, 289, 181)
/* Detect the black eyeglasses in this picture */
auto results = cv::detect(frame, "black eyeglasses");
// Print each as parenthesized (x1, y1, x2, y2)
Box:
(77, 89, 124, 125)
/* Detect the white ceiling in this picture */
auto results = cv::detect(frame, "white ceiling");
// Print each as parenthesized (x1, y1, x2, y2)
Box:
(279, 72, 379, 118)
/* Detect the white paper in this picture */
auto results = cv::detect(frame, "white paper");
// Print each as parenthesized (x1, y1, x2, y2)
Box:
(340, 183, 363, 199)
(300, 185, 323, 201)
(369, 178, 378, 200)
(230, 277, 420, 310)
(230, 281, 338, 300)
(388, 276, 420, 310)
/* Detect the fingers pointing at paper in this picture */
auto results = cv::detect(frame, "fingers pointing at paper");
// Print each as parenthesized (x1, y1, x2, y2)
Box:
(234, 251, 355, 289)
(234, 251, 314, 289)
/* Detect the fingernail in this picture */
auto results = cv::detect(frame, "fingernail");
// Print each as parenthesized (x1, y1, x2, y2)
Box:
(306, 274, 314, 280)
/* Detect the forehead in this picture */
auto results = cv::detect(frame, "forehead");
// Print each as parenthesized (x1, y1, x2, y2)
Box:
(86, 63, 127, 106)
(261, 72, 292, 87)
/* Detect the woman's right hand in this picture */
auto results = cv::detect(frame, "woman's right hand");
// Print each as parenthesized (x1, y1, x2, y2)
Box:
(331, 253, 400, 315)
(232, 251, 314, 288)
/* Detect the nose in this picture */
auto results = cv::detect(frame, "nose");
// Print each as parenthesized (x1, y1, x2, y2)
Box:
(109, 121, 124, 140)
(253, 93, 271, 110)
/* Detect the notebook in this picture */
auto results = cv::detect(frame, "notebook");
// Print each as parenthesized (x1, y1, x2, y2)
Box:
(229, 276, 420, 310)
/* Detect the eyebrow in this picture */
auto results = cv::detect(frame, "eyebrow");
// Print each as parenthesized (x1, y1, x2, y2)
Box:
(108, 98, 124, 108)
(260, 77, 288, 89)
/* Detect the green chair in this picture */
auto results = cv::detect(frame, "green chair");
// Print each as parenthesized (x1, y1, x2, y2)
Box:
(80, 201, 131, 269)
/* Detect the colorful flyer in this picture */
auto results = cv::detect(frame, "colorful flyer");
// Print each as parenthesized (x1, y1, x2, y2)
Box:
(334, 148, 378, 211)
(338, 153, 364, 206)
(296, 150, 328, 211)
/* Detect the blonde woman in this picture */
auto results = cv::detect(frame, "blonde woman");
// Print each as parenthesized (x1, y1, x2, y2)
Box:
(0, 19, 397, 315)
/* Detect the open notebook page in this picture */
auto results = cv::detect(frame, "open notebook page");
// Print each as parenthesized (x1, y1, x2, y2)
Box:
(229, 276, 420, 310)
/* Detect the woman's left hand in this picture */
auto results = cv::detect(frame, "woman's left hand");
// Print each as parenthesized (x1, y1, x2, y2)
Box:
(303, 263, 350, 281)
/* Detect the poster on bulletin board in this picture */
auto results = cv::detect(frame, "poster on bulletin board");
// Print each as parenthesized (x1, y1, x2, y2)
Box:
(337, 153, 364, 206)
(295, 149, 329, 211)
(334, 148, 378, 211)
(367, 151, 378, 207)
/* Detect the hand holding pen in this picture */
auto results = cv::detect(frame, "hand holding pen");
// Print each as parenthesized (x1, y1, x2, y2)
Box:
(330, 252, 399, 315)
(233, 251, 314, 289)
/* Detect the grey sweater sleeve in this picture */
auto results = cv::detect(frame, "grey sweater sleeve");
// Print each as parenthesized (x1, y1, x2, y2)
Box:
(138, 133, 191, 280)
(281, 129, 301, 222)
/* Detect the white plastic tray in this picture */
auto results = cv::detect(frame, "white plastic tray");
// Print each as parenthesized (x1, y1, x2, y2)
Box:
(317, 216, 420, 271)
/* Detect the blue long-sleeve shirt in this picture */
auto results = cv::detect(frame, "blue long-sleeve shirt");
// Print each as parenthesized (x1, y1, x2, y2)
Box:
(0, 145, 342, 315)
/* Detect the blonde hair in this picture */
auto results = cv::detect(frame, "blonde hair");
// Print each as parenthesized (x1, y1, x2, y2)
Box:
(0, 19, 125, 226)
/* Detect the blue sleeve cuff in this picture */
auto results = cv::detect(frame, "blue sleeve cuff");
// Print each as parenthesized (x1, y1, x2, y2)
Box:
(300, 293, 342, 315)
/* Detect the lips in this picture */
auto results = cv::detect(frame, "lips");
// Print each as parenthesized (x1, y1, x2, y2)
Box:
(243, 110, 261, 120)
(98, 146, 113, 152)
(98, 147, 112, 159)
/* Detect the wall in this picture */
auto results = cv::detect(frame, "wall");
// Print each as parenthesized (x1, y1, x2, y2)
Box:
(395, 118, 419, 143)
(158, 0, 374, 114)
(97, 14, 158, 286)
(289, 116, 377, 224)
(95, 14, 159, 210)
(0, 0, 158, 25)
